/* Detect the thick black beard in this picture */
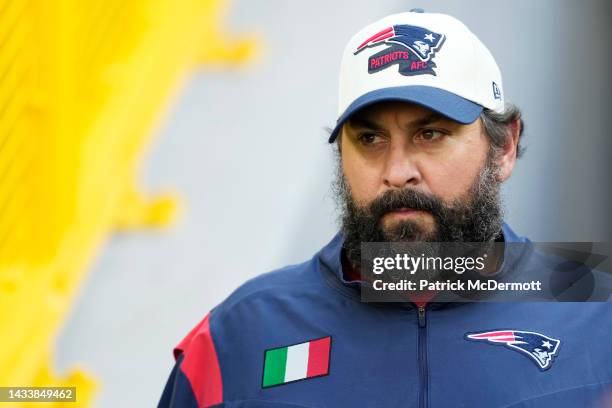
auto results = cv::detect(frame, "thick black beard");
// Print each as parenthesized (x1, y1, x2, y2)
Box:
(333, 152, 504, 269)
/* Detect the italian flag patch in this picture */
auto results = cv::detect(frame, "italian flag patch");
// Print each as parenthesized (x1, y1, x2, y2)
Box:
(262, 336, 331, 388)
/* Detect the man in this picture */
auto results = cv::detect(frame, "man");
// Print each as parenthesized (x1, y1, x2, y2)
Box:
(158, 10, 612, 408)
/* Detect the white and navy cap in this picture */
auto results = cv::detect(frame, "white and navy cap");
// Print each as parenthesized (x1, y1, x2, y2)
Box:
(328, 9, 504, 143)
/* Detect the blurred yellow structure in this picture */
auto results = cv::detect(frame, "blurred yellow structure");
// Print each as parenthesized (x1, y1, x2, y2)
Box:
(0, 0, 256, 406)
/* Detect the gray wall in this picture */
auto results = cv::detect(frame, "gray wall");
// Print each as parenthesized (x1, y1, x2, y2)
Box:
(55, 1, 612, 407)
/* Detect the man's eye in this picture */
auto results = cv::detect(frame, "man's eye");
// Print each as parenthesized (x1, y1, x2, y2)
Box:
(357, 132, 381, 145)
(415, 129, 445, 142)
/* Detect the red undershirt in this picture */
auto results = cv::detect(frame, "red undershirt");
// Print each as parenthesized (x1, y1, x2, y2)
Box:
(341, 250, 436, 308)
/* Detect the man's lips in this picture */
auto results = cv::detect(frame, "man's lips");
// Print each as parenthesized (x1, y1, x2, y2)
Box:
(392, 207, 418, 213)
(384, 207, 428, 219)
(390, 207, 422, 214)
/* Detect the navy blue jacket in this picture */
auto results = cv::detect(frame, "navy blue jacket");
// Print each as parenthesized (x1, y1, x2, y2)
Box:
(158, 224, 612, 407)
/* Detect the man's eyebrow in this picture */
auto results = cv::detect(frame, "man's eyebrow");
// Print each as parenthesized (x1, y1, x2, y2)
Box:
(410, 112, 447, 128)
(347, 112, 449, 131)
(346, 116, 384, 130)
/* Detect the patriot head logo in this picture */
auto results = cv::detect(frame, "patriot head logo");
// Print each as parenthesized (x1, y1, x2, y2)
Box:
(465, 330, 561, 371)
(354, 24, 445, 76)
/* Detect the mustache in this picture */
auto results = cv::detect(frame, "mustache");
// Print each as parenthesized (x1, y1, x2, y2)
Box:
(366, 188, 446, 220)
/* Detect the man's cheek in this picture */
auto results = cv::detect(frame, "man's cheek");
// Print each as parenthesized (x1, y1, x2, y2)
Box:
(350, 191, 377, 211)
(344, 170, 379, 203)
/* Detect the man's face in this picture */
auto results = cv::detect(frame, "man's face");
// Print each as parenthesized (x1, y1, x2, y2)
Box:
(335, 101, 504, 265)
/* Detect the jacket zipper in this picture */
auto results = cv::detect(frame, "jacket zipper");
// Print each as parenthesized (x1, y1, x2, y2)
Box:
(417, 305, 428, 408)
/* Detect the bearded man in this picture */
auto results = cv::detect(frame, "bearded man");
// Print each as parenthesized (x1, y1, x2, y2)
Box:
(158, 10, 612, 408)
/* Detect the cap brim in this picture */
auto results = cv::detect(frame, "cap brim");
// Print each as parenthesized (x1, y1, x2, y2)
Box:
(328, 85, 483, 143)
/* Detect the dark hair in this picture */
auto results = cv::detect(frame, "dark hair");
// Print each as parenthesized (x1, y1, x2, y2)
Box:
(332, 103, 526, 159)
(480, 104, 525, 158)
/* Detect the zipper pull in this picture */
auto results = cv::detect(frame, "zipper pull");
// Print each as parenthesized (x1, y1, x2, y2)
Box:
(417, 306, 427, 328)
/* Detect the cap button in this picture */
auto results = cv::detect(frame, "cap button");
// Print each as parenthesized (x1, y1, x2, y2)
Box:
(409, 8, 425, 13)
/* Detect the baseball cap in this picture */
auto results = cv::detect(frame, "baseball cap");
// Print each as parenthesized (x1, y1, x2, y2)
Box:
(328, 9, 505, 143)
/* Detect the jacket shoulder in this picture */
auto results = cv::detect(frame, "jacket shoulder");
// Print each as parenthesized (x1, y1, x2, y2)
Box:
(212, 256, 325, 320)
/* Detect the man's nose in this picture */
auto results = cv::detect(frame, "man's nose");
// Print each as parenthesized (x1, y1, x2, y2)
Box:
(382, 143, 422, 189)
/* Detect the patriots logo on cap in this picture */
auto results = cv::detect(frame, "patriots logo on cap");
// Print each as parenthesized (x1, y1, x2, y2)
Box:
(465, 330, 561, 371)
(354, 25, 445, 76)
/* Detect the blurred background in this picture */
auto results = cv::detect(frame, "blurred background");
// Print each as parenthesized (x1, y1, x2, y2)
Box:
(0, 0, 610, 407)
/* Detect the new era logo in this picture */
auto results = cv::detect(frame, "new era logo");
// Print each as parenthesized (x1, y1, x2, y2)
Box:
(492, 81, 502, 100)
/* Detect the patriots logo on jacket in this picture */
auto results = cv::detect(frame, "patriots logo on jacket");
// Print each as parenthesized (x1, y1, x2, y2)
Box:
(354, 25, 445, 76)
(465, 330, 561, 371)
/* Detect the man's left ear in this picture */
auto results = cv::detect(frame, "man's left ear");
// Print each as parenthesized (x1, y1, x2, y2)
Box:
(496, 118, 521, 182)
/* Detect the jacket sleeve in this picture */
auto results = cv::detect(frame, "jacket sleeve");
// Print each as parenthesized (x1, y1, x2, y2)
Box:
(157, 354, 199, 408)
(157, 313, 223, 408)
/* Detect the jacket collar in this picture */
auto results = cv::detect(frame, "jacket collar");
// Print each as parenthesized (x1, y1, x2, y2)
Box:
(317, 222, 529, 307)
